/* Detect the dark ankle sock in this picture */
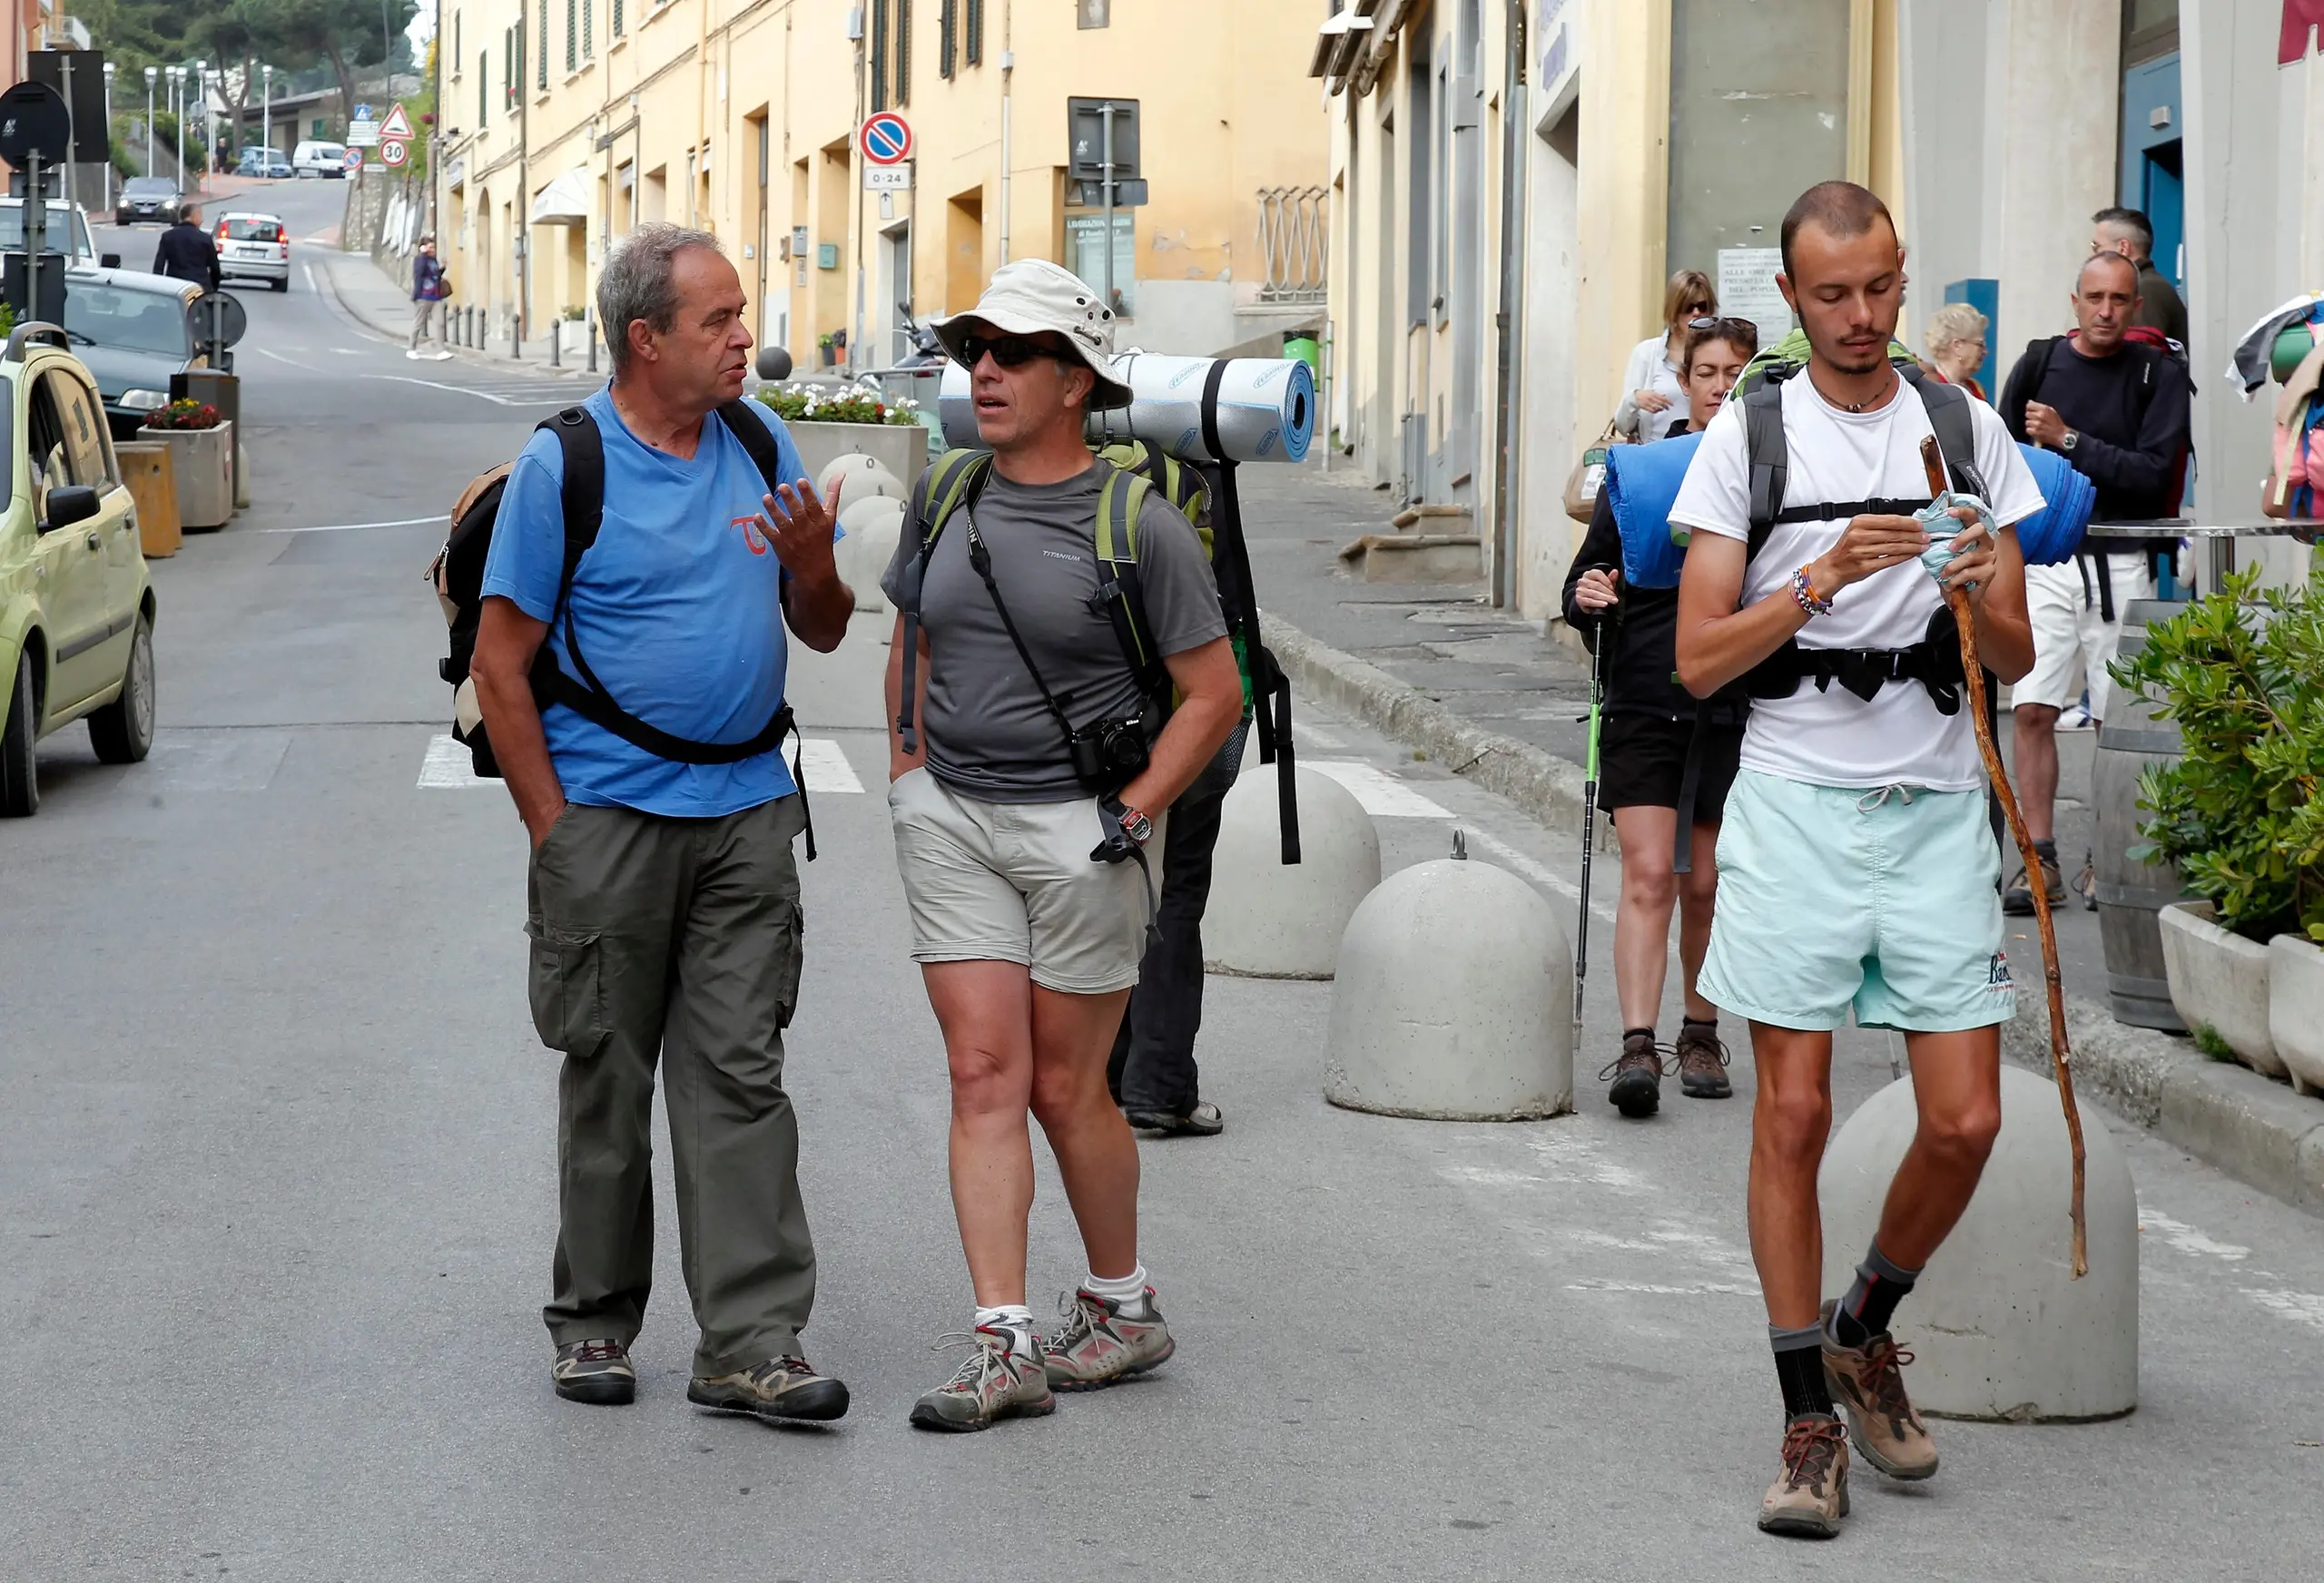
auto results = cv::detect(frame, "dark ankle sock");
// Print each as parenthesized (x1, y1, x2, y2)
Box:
(1827, 1240, 1921, 1348)
(1623, 1027, 1655, 1042)
(2032, 837, 2057, 860)
(1770, 1323, 1835, 1420)
(1683, 1016, 1717, 1030)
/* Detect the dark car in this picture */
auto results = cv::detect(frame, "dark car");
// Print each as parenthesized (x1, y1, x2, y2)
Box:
(56, 268, 206, 438)
(114, 177, 182, 226)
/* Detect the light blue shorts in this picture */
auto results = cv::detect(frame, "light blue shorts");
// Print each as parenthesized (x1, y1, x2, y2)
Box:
(1698, 772, 2015, 1033)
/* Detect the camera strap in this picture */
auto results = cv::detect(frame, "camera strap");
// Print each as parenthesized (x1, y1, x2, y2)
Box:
(960, 507, 1085, 757)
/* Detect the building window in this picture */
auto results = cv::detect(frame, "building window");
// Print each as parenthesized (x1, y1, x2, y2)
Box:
(613, 0, 624, 35)
(583, 0, 593, 58)
(870, 0, 889, 112)
(1078, 0, 1108, 26)
(939, 0, 955, 77)
(505, 26, 518, 108)
(453, 9, 461, 60)
(479, 50, 488, 123)
(566, 0, 576, 72)
(965, 0, 981, 64)
(537, 0, 549, 88)
(895, 0, 911, 103)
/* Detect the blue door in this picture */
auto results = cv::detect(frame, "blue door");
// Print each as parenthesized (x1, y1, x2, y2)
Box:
(2142, 147, 2184, 289)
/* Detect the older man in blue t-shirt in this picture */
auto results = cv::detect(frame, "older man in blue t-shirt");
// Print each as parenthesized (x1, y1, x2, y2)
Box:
(471, 221, 854, 1425)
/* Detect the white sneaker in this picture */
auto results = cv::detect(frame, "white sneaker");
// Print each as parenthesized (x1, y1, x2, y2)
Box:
(405, 349, 423, 359)
(428, 349, 453, 360)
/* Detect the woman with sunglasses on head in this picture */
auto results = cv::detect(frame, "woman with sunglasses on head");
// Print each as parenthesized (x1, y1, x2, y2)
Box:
(1616, 270, 1719, 443)
(1564, 317, 1760, 1117)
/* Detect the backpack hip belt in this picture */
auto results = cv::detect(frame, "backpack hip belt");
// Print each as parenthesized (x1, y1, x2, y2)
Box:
(1744, 605, 1968, 716)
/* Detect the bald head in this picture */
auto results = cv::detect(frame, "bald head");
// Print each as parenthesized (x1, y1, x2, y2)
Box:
(2072, 250, 2142, 355)
(2077, 251, 2140, 295)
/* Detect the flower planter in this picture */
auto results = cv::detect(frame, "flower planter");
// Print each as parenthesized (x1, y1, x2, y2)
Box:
(135, 418, 234, 530)
(2158, 900, 2282, 1077)
(2267, 934, 2324, 1096)
(782, 420, 928, 495)
(554, 319, 594, 363)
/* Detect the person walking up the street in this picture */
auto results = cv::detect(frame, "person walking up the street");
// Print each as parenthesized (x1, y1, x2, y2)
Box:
(881, 260, 1243, 1431)
(1672, 181, 2043, 1539)
(1562, 315, 1758, 1118)
(1920, 301, 1990, 400)
(1616, 270, 1718, 444)
(1997, 250, 2192, 914)
(468, 222, 856, 1424)
(409, 235, 454, 360)
(2092, 206, 2188, 345)
(153, 202, 220, 291)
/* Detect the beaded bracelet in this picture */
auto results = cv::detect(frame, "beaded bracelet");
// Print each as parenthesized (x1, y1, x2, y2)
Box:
(1790, 565, 1834, 618)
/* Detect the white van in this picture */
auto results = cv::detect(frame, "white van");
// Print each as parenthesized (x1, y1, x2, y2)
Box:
(292, 141, 350, 180)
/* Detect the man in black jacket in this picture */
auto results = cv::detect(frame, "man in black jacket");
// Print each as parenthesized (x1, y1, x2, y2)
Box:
(1997, 250, 2192, 913)
(152, 203, 221, 290)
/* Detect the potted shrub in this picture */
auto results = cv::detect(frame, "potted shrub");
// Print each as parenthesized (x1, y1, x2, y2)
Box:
(2114, 566, 2323, 1084)
(136, 398, 234, 530)
(753, 380, 929, 491)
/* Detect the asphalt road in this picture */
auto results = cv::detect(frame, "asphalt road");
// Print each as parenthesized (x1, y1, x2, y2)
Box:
(3, 197, 2322, 1580)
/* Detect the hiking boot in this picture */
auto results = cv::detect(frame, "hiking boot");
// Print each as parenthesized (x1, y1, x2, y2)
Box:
(1599, 1031, 1664, 1118)
(1041, 1286, 1176, 1390)
(908, 1326, 1056, 1432)
(2075, 853, 2098, 912)
(1122, 1099, 1225, 1137)
(1674, 1022, 1733, 1099)
(1820, 1300, 1938, 1480)
(2003, 849, 2066, 916)
(551, 1338, 635, 1406)
(687, 1354, 851, 1423)
(1758, 1413, 1850, 1539)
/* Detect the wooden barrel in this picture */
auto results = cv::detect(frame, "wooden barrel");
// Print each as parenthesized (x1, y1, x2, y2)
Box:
(2093, 598, 2189, 1030)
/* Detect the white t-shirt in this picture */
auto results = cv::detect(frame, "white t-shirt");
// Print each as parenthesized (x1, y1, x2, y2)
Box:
(1667, 374, 2044, 792)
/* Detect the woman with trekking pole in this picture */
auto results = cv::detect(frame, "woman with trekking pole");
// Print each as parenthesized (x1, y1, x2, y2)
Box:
(1562, 316, 1761, 1117)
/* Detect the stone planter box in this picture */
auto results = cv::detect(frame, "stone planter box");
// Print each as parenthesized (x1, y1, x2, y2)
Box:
(2268, 933, 2324, 1096)
(135, 418, 234, 530)
(782, 419, 928, 494)
(2159, 900, 2282, 1077)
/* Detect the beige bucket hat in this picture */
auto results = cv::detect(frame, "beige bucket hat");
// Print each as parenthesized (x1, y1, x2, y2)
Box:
(930, 259, 1134, 410)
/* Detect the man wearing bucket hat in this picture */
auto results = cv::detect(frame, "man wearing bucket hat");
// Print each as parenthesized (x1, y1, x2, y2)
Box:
(880, 260, 1244, 1431)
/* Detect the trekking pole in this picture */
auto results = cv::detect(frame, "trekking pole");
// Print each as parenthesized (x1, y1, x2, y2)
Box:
(1573, 631, 1604, 1057)
(1920, 437, 2088, 1278)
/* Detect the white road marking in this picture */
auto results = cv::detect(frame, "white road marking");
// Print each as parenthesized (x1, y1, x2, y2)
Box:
(251, 346, 308, 368)
(2138, 1208, 2251, 1262)
(261, 515, 445, 535)
(1465, 826, 1617, 924)
(362, 373, 566, 407)
(419, 734, 492, 789)
(2240, 1288, 2324, 1332)
(1564, 1279, 1761, 1298)
(303, 262, 320, 295)
(795, 737, 862, 793)
(1301, 759, 1452, 819)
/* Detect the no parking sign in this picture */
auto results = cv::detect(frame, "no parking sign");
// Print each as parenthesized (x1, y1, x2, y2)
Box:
(343, 146, 363, 172)
(859, 112, 911, 165)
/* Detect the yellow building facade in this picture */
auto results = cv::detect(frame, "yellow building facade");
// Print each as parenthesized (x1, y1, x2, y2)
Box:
(431, 0, 1330, 374)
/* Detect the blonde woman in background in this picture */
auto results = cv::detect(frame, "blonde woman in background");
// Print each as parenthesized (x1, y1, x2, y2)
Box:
(1616, 270, 1718, 443)
(1922, 301, 1990, 401)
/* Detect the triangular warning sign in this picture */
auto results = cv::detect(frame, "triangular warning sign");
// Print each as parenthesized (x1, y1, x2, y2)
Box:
(379, 103, 413, 140)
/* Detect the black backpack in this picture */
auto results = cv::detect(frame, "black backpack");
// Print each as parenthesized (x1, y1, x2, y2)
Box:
(429, 399, 803, 785)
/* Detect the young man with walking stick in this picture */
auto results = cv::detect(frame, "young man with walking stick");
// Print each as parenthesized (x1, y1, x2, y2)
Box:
(1670, 182, 2042, 1539)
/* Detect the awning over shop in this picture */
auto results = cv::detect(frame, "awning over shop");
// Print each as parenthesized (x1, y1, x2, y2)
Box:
(529, 168, 592, 226)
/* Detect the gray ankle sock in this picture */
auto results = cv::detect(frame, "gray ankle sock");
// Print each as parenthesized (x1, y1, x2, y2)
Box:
(1828, 1240, 1921, 1346)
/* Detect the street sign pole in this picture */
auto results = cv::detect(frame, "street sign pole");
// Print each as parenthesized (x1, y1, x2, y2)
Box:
(1100, 103, 1115, 316)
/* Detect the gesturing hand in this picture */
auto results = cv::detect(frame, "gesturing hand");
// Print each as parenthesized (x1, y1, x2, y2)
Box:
(759, 477, 843, 587)
(1811, 513, 1930, 595)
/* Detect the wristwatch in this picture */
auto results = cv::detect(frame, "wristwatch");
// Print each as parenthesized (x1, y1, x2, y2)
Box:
(2061, 428, 2080, 453)
(1118, 805, 1154, 846)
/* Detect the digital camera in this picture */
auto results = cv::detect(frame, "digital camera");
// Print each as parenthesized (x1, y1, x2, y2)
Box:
(1068, 714, 1151, 792)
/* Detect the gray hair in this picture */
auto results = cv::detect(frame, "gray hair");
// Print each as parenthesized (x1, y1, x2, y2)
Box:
(1923, 300, 1988, 359)
(597, 221, 724, 375)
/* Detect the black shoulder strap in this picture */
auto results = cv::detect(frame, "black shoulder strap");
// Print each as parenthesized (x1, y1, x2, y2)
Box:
(894, 448, 997, 755)
(1906, 365, 1990, 500)
(716, 398, 793, 499)
(1742, 382, 1788, 559)
(545, 406, 605, 620)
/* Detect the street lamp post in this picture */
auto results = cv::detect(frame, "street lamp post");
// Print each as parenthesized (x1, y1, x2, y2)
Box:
(169, 67, 183, 185)
(144, 65, 156, 175)
(192, 60, 207, 192)
(103, 62, 115, 210)
(262, 65, 273, 161)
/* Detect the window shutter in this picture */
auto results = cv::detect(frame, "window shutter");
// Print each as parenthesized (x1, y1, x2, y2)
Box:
(537, 0, 548, 88)
(896, 0, 911, 103)
(965, 0, 981, 64)
(613, 0, 623, 36)
(566, 0, 576, 72)
(870, 0, 889, 113)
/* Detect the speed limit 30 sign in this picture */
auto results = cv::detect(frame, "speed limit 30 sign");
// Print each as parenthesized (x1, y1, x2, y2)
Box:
(379, 138, 409, 168)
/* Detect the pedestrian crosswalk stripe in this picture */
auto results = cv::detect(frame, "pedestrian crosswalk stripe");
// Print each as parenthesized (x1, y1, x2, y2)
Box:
(1302, 760, 1451, 819)
(796, 738, 862, 793)
(419, 733, 865, 792)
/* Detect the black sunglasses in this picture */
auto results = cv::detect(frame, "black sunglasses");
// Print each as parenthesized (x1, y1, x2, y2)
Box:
(957, 331, 1068, 369)
(1688, 315, 1758, 337)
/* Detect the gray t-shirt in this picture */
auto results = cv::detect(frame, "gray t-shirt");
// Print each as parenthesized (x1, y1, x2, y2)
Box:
(881, 459, 1228, 802)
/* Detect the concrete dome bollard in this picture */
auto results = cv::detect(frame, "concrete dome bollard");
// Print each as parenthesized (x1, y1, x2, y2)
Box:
(1324, 858, 1574, 1120)
(1819, 1067, 2138, 1421)
(817, 452, 908, 504)
(835, 496, 907, 613)
(1203, 766, 1379, 978)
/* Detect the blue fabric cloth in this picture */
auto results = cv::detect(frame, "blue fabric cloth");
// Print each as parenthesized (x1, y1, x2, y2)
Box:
(479, 388, 820, 818)
(2008, 444, 2097, 565)
(1604, 429, 1704, 589)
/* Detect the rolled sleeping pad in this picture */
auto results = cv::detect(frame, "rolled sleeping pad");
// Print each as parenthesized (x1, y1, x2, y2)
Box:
(939, 353, 1316, 464)
(2008, 443, 2097, 566)
(1606, 430, 1704, 589)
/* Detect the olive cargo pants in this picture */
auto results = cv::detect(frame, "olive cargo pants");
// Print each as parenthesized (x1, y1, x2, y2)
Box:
(527, 796, 816, 1377)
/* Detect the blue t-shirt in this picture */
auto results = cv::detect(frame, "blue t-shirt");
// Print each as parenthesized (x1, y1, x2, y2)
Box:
(480, 388, 821, 818)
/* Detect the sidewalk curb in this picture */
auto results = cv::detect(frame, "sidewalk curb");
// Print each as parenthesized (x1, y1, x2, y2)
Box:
(312, 250, 405, 341)
(1263, 608, 1595, 841)
(1265, 607, 2324, 1218)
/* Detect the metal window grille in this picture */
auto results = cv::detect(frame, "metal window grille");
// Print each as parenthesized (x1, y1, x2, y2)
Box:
(939, 0, 955, 78)
(870, 0, 889, 112)
(566, 0, 576, 72)
(1256, 186, 1329, 304)
(895, 0, 911, 103)
(965, 0, 981, 64)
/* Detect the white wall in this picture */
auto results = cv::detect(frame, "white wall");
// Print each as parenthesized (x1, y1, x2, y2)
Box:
(1897, 0, 1991, 349)
(1516, 95, 1581, 621)
(1988, 0, 2122, 361)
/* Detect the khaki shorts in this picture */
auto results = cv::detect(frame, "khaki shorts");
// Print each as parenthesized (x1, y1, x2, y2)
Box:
(888, 767, 1165, 994)
(2017, 555, 2155, 720)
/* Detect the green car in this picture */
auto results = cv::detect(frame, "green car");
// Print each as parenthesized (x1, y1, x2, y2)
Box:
(0, 323, 158, 816)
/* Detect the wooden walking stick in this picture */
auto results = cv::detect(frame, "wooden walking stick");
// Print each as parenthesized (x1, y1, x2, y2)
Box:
(1920, 436, 2089, 1277)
